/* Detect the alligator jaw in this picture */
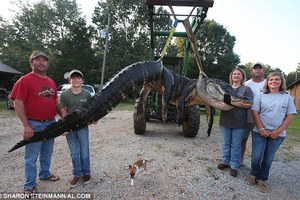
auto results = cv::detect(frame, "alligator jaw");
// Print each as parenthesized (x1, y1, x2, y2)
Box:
(195, 78, 233, 111)
(195, 77, 252, 111)
(230, 99, 252, 108)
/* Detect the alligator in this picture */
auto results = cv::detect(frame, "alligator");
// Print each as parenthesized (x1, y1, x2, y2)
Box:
(8, 60, 252, 152)
(133, 70, 205, 137)
(133, 70, 252, 137)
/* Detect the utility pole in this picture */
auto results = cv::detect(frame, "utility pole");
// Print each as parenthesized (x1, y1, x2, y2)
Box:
(100, 14, 111, 87)
(294, 68, 298, 106)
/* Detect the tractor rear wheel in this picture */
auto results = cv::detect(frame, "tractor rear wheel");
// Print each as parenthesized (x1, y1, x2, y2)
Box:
(182, 105, 200, 138)
(134, 117, 147, 135)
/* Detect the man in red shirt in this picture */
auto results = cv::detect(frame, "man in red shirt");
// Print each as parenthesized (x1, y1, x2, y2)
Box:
(10, 50, 62, 194)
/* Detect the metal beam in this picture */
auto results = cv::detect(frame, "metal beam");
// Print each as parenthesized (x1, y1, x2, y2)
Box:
(145, 0, 214, 7)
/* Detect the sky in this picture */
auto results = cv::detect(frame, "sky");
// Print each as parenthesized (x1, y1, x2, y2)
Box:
(1, 0, 300, 74)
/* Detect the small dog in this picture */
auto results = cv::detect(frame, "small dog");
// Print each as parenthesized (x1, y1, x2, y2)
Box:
(129, 159, 151, 185)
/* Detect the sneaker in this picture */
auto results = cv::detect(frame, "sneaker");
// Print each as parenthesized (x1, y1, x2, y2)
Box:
(230, 169, 237, 177)
(246, 175, 256, 185)
(70, 177, 80, 188)
(83, 175, 91, 185)
(257, 180, 267, 193)
(217, 163, 229, 170)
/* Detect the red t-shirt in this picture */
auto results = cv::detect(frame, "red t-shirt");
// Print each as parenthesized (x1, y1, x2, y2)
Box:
(10, 72, 58, 120)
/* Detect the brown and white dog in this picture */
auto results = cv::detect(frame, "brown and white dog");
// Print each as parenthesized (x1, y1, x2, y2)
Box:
(129, 159, 151, 185)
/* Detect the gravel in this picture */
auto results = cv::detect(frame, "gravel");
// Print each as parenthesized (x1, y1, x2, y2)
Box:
(0, 110, 299, 199)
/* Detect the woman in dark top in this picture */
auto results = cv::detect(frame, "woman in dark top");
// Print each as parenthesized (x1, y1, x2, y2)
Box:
(217, 67, 253, 177)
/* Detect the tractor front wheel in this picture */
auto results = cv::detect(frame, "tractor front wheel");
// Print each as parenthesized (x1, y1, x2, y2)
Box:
(182, 105, 200, 138)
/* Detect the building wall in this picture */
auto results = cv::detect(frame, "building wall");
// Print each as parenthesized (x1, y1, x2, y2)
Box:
(289, 82, 300, 111)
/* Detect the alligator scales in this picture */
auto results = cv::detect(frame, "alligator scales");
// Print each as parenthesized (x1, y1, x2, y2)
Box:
(9, 60, 252, 152)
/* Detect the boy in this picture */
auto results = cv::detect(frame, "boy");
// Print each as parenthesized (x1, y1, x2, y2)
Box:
(60, 69, 92, 187)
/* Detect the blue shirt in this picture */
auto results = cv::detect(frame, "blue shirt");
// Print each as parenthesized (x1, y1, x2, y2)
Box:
(251, 92, 297, 137)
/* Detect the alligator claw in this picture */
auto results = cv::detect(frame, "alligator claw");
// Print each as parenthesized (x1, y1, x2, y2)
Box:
(176, 113, 184, 125)
(223, 93, 232, 105)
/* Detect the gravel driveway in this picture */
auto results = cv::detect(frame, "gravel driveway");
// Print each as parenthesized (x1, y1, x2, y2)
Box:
(0, 110, 299, 199)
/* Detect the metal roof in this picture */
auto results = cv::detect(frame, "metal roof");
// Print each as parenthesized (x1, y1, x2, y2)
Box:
(0, 62, 23, 75)
(287, 79, 300, 89)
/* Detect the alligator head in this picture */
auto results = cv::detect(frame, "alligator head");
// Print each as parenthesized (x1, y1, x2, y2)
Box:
(195, 78, 253, 111)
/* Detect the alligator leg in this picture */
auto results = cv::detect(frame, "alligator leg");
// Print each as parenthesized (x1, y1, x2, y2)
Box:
(160, 68, 175, 122)
(176, 79, 197, 125)
(205, 104, 215, 137)
(134, 81, 163, 121)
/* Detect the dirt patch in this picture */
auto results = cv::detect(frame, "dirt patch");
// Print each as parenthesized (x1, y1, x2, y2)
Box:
(0, 110, 299, 199)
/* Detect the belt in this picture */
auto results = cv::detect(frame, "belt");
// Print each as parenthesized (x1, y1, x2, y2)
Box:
(28, 118, 54, 122)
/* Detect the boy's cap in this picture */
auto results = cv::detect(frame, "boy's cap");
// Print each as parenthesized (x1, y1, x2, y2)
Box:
(69, 69, 84, 78)
(30, 50, 48, 60)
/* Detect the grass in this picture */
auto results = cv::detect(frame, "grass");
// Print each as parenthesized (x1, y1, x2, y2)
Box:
(287, 113, 300, 142)
(212, 109, 299, 142)
(0, 99, 15, 118)
(0, 99, 7, 110)
(0, 99, 136, 112)
(113, 100, 135, 111)
(213, 109, 300, 161)
(1, 99, 298, 137)
(279, 113, 300, 161)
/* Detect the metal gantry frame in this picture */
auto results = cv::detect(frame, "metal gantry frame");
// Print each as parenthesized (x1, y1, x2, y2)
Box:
(145, 0, 214, 76)
(143, 0, 214, 121)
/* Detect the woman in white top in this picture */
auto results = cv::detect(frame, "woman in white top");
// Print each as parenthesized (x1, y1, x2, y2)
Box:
(246, 72, 297, 193)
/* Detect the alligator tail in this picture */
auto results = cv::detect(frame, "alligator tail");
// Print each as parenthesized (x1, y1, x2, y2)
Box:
(9, 60, 164, 152)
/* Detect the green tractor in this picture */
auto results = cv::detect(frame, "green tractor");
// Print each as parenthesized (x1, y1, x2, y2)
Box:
(134, 0, 214, 138)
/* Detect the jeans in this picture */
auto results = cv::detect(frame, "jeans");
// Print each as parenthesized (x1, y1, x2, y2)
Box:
(24, 119, 56, 190)
(66, 126, 90, 177)
(250, 131, 284, 181)
(219, 125, 246, 170)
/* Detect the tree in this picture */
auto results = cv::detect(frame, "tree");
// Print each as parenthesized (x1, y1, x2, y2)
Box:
(198, 20, 240, 80)
(286, 63, 300, 87)
(2, 0, 296, 89)
(174, 20, 240, 80)
(92, 0, 174, 83)
(0, 0, 97, 85)
(243, 62, 283, 81)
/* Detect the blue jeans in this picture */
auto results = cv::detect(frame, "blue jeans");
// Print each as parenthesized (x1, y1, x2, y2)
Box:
(66, 126, 90, 177)
(24, 119, 56, 190)
(250, 131, 284, 181)
(219, 125, 246, 170)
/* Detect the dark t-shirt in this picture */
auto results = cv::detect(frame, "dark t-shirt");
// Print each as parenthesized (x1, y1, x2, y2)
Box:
(219, 85, 253, 128)
(60, 88, 91, 114)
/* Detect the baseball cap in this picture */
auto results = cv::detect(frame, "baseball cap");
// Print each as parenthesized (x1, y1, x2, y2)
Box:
(30, 50, 48, 60)
(69, 69, 84, 78)
(252, 62, 265, 68)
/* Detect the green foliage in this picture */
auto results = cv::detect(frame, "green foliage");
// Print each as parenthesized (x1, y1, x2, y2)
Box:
(92, 0, 153, 82)
(285, 65, 300, 87)
(194, 20, 240, 81)
(287, 113, 300, 142)
(1, 0, 298, 89)
(242, 62, 284, 81)
(0, 0, 97, 86)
